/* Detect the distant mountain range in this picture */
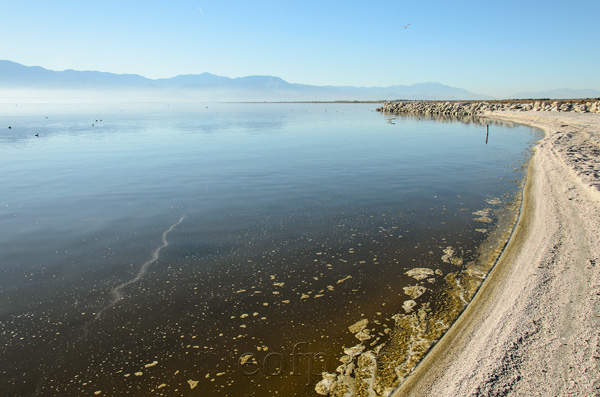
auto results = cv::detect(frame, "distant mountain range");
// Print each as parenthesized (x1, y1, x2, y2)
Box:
(1, 60, 598, 102)
(0, 60, 492, 102)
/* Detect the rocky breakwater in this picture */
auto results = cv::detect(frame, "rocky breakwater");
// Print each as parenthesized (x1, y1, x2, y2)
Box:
(377, 100, 600, 116)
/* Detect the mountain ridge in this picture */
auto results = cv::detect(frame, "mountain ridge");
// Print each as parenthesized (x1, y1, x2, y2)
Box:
(0, 60, 492, 101)
(3, 60, 597, 102)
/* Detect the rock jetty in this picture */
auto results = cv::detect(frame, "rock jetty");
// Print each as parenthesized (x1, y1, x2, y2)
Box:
(377, 100, 600, 116)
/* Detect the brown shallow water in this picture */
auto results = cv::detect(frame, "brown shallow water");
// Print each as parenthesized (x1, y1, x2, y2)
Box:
(0, 103, 541, 396)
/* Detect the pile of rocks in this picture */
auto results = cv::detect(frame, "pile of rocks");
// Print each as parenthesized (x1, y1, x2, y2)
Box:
(377, 100, 600, 116)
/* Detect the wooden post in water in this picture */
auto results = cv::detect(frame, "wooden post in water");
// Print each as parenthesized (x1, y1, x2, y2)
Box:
(486, 124, 489, 144)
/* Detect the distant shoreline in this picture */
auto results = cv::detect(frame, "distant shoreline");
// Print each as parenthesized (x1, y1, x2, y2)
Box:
(230, 100, 387, 104)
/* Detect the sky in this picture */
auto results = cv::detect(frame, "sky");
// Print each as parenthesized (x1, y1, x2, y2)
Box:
(1, 0, 599, 98)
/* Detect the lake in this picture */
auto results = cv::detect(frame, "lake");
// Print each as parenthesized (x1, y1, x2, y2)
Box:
(0, 102, 541, 396)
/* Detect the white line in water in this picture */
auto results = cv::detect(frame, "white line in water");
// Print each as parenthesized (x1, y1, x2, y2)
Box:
(94, 215, 186, 321)
(40, 216, 186, 391)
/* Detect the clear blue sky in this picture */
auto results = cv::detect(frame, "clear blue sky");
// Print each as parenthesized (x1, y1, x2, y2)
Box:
(1, 0, 599, 97)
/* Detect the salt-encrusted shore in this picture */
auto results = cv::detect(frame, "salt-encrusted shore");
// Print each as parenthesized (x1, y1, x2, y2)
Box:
(391, 108, 600, 396)
(377, 99, 600, 116)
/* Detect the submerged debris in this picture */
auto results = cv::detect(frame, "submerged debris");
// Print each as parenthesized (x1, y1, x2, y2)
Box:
(349, 319, 369, 334)
(405, 268, 435, 280)
(473, 209, 493, 223)
(402, 300, 417, 313)
(337, 275, 353, 284)
(144, 361, 158, 368)
(485, 198, 502, 205)
(441, 246, 464, 266)
(403, 285, 427, 299)
(441, 247, 455, 263)
(317, 270, 473, 396)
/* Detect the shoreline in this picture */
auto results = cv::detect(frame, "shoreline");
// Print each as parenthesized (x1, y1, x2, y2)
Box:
(394, 111, 600, 396)
(315, 109, 548, 396)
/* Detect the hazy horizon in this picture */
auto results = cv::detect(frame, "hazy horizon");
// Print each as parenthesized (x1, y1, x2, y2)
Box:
(2, 60, 599, 104)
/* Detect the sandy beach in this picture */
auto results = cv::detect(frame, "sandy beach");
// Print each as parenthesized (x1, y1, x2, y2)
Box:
(395, 111, 600, 396)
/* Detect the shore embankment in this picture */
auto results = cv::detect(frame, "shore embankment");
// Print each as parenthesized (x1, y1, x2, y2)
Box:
(377, 99, 600, 116)
(391, 108, 600, 396)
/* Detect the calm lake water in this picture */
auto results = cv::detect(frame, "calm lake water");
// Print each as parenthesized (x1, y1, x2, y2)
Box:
(0, 103, 540, 396)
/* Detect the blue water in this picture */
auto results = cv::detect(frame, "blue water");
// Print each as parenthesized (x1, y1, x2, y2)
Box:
(0, 103, 540, 396)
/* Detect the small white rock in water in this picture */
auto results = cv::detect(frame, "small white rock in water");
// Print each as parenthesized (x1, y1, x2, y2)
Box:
(403, 285, 427, 299)
(187, 380, 199, 389)
(348, 319, 368, 334)
(239, 353, 255, 365)
(344, 344, 365, 358)
(339, 355, 352, 365)
(441, 247, 455, 263)
(485, 198, 502, 205)
(144, 360, 158, 368)
(315, 372, 337, 395)
(473, 208, 493, 223)
(336, 275, 352, 284)
(402, 299, 417, 313)
(355, 330, 372, 341)
(406, 268, 435, 280)
(450, 257, 463, 266)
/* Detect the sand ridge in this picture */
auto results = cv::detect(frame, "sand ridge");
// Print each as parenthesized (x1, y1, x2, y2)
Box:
(394, 112, 600, 396)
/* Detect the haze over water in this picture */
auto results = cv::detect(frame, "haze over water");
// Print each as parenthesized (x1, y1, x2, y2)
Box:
(0, 103, 541, 396)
